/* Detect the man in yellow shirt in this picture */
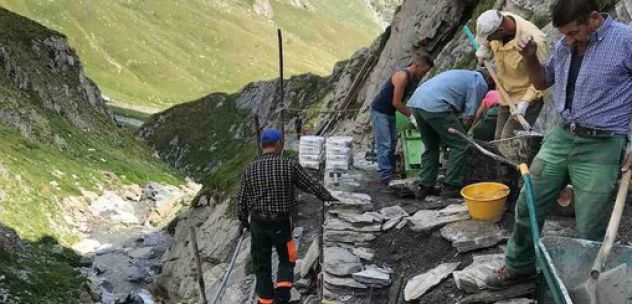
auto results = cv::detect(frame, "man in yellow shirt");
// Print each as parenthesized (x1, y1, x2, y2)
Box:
(476, 10, 549, 139)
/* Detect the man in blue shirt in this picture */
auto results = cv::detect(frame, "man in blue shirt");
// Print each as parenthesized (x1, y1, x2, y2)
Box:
(370, 55, 434, 185)
(486, 0, 632, 288)
(408, 68, 493, 199)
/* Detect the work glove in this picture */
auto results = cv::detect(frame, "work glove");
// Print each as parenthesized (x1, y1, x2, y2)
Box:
(409, 115, 419, 128)
(239, 220, 250, 233)
(476, 43, 493, 66)
(511, 101, 529, 117)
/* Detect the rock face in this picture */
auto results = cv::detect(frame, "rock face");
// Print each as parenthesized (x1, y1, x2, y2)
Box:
(0, 8, 111, 139)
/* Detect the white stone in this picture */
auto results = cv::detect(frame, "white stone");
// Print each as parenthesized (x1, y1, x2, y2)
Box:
(404, 262, 461, 301)
(324, 247, 362, 276)
(128, 247, 155, 259)
(91, 191, 139, 224)
(324, 218, 382, 233)
(352, 247, 375, 261)
(440, 220, 508, 252)
(324, 272, 367, 289)
(380, 205, 409, 231)
(352, 266, 391, 287)
(409, 205, 470, 232)
(300, 239, 319, 278)
(453, 254, 505, 293)
(327, 191, 372, 209)
(72, 239, 103, 255)
(333, 210, 383, 224)
(323, 230, 376, 244)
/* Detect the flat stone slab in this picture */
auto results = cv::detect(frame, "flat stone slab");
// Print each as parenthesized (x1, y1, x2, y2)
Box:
(327, 191, 372, 210)
(324, 230, 376, 244)
(325, 217, 382, 233)
(453, 254, 505, 293)
(352, 247, 375, 261)
(495, 299, 535, 304)
(409, 204, 470, 232)
(440, 220, 508, 252)
(324, 246, 362, 276)
(330, 210, 383, 224)
(404, 262, 461, 301)
(324, 272, 367, 289)
(300, 239, 319, 278)
(352, 266, 391, 287)
(380, 205, 409, 231)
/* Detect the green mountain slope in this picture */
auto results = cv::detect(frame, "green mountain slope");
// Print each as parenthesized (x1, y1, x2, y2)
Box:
(0, 0, 385, 110)
(0, 8, 183, 302)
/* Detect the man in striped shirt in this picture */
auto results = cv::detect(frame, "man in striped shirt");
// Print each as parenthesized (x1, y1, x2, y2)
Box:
(486, 0, 632, 288)
(237, 128, 336, 304)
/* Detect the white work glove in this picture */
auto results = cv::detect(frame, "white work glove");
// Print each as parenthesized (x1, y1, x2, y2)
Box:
(409, 115, 418, 128)
(475, 43, 493, 66)
(512, 101, 529, 117)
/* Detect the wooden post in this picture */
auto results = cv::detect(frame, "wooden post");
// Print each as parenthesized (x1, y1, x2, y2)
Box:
(254, 115, 262, 155)
(190, 226, 208, 304)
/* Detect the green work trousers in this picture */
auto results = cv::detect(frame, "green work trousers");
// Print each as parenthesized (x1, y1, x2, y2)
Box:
(505, 125, 626, 274)
(412, 109, 469, 187)
(470, 106, 499, 141)
(251, 219, 297, 304)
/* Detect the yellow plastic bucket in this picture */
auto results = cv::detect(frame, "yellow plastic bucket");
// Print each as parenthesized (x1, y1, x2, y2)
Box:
(461, 182, 510, 222)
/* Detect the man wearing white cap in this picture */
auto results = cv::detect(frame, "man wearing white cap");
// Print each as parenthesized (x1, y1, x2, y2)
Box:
(476, 10, 549, 139)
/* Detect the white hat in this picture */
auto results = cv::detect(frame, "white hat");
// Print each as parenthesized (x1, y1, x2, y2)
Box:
(476, 10, 503, 45)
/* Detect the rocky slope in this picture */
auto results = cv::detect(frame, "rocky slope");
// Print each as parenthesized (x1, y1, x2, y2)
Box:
(144, 0, 632, 303)
(0, 8, 191, 304)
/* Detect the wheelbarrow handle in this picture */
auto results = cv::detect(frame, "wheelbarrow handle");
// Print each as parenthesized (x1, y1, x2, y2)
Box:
(448, 127, 519, 168)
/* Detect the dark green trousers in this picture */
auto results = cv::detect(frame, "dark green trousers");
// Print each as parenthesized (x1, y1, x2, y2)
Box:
(505, 126, 626, 273)
(412, 108, 469, 187)
(470, 106, 499, 141)
(251, 219, 296, 304)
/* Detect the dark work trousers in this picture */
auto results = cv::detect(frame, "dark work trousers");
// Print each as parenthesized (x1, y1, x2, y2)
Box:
(251, 218, 296, 304)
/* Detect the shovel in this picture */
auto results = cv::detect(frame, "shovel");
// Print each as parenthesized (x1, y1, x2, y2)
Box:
(570, 170, 631, 304)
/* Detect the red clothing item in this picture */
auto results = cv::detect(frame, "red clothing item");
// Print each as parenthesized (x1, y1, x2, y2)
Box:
(482, 90, 499, 109)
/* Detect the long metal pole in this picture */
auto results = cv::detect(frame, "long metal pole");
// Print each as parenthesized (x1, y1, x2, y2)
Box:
(277, 28, 285, 140)
(190, 227, 208, 304)
(211, 229, 247, 304)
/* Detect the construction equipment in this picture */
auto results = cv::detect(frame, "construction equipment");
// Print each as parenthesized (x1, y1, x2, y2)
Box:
(395, 112, 424, 178)
(567, 169, 630, 303)
(211, 228, 248, 304)
(451, 127, 632, 304)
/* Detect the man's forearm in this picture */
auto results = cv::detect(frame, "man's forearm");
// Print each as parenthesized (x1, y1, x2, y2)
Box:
(525, 54, 547, 90)
(395, 102, 411, 117)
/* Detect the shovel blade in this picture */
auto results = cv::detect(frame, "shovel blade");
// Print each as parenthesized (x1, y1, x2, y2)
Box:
(570, 264, 628, 304)
(596, 263, 628, 304)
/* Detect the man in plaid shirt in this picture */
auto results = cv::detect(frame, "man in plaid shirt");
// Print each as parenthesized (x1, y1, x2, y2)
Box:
(237, 128, 335, 304)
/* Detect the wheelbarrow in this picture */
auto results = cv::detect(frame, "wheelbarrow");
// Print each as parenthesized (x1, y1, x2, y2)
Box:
(450, 128, 632, 304)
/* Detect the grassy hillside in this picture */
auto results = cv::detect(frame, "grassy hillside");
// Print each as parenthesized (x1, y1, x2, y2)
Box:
(0, 8, 184, 302)
(0, 0, 384, 110)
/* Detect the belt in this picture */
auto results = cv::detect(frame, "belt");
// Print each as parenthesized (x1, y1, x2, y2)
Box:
(252, 212, 290, 223)
(562, 122, 617, 138)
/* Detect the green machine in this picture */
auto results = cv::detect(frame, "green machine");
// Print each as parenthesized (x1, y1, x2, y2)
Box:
(395, 112, 423, 178)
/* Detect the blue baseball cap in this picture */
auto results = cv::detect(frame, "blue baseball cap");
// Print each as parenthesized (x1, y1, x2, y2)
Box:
(260, 128, 283, 145)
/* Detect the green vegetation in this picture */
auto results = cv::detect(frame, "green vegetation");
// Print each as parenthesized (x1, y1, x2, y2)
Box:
(0, 233, 85, 304)
(0, 0, 385, 110)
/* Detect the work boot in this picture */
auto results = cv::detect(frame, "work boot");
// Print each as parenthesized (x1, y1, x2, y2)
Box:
(415, 184, 435, 200)
(485, 265, 536, 290)
(274, 287, 291, 304)
(440, 184, 462, 200)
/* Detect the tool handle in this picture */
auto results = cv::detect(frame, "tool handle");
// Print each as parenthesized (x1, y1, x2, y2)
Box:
(482, 60, 534, 132)
(590, 170, 632, 278)
(448, 127, 519, 168)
